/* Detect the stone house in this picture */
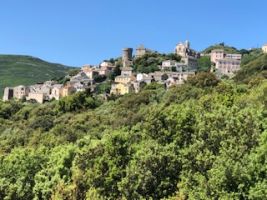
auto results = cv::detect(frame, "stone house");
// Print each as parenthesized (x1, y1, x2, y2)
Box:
(50, 84, 63, 100)
(13, 85, 30, 100)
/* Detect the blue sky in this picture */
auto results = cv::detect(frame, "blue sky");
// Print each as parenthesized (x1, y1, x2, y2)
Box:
(0, 0, 266, 66)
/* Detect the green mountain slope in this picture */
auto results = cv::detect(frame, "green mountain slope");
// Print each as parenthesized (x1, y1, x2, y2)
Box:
(202, 43, 240, 54)
(0, 74, 266, 199)
(235, 53, 267, 83)
(0, 55, 73, 96)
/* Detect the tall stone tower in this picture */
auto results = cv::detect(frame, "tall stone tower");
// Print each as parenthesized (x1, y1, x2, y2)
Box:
(122, 48, 133, 68)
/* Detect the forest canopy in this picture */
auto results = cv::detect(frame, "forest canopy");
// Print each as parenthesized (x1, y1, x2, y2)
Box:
(0, 70, 266, 199)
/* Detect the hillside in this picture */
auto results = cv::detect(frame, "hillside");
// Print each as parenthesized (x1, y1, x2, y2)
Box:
(0, 72, 266, 199)
(202, 43, 240, 54)
(235, 52, 267, 83)
(0, 50, 266, 199)
(0, 55, 73, 96)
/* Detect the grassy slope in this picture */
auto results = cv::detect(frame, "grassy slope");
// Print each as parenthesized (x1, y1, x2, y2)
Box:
(0, 55, 73, 96)
(235, 53, 267, 83)
(202, 44, 240, 54)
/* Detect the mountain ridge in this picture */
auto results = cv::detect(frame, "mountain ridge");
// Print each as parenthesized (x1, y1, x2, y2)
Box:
(0, 54, 74, 96)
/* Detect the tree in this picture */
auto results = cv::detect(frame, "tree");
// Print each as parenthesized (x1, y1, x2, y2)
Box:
(186, 72, 219, 88)
(119, 141, 180, 199)
(197, 56, 212, 72)
(33, 145, 76, 200)
(0, 148, 47, 200)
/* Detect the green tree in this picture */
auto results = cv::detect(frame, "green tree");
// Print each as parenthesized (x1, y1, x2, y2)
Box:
(197, 56, 212, 72)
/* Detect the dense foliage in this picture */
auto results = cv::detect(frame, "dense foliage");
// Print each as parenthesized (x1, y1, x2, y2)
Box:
(197, 56, 212, 72)
(235, 53, 267, 83)
(0, 69, 266, 199)
(202, 43, 240, 54)
(133, 53, 181, 73)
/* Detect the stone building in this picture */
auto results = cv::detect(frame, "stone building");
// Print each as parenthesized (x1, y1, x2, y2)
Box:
(121, 67, 133, 76)
(225, 54, 242, 60)
(262, 44, 267, 53)
(26, 93, 45, 103)
(210, 49, 242, 63)
(3, 87, 14, 101)
(135, 45, 155, 58)
(215, 58, 241, 77)
(110, 67, 135, 95)
(149, 71, 195, 84)
(175, 40, 199, 71)
(99, 61, 115, 76)
(122, 48, 133, 68)
(210, 49, 225, 63)
(210, 49, 242, 76)
(13, 85, 30, 100)
(50, 84, 63, 100)
(61, 84, 75, 97)
(161, 60, 183, 72)
(136, 73, 153, 84)
(81, 67, 99, 80)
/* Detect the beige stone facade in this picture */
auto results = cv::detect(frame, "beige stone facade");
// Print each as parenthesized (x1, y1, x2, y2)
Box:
(27, 93, 45, 103)
(135, 45, 154, 58)
(110, 67, 135, 95)
(175, 40, 199, 71)
(210, 49, 225, 63)
(13, 85, 30, 100)
(262, 44, 267, 53)
(3, 87, 14, 101)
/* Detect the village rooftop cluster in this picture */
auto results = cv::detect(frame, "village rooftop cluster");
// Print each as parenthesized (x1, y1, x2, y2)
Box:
(3, 41, 267, 103)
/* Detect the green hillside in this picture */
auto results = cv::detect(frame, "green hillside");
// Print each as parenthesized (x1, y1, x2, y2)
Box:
(202, 43, 240, 54)
(235, 52, 267, 83)
(0, 73, 266, 199)
(0, 55, 73, 97)
(0, 51, 266, 199)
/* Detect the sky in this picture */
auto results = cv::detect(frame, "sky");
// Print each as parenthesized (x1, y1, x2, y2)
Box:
(0, 0, 267, 66)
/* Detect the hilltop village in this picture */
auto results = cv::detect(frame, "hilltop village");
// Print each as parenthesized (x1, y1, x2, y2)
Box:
(3, 41, 267, 103)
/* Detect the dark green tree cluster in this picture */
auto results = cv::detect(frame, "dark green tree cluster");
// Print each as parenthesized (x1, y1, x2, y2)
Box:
(202, 43, 240, 54)
(0, 72, 266, 199)
(133, 53, 181, 73)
